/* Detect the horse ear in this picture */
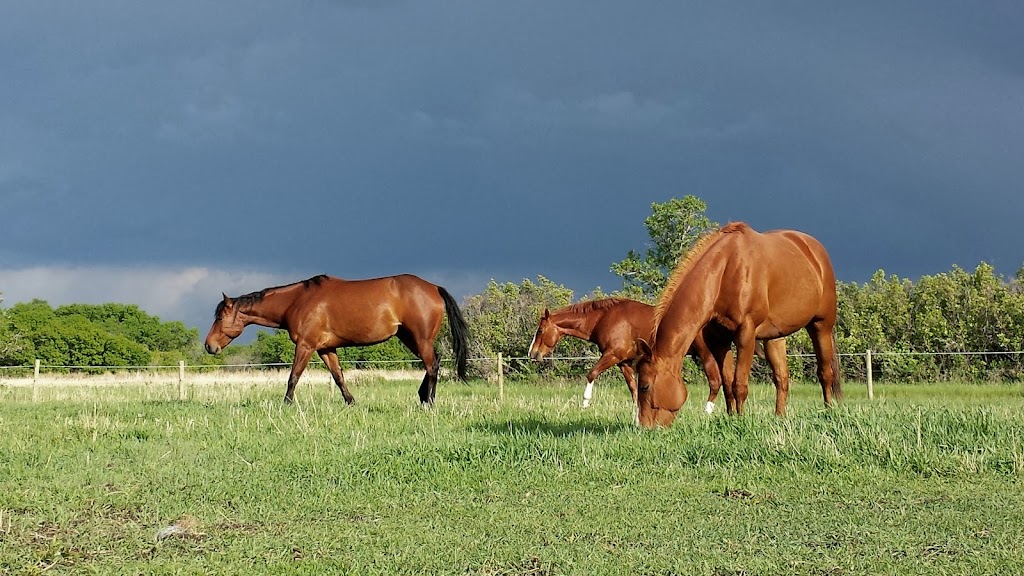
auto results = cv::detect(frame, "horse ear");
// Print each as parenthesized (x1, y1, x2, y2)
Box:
(543, 308, 550, 319)
(222, 293, 233, 307)
(636, 338, 653, 358)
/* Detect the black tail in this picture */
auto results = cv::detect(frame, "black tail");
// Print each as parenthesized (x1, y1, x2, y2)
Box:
(438, 286, 469, 381)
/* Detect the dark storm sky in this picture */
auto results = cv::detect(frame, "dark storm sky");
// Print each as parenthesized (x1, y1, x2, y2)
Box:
(2, 1, 1023, 333)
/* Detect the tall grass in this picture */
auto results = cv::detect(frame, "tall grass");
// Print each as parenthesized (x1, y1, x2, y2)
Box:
(1, 377, 1022, 574)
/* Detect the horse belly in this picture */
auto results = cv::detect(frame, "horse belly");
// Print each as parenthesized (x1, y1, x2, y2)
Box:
(758, 280, 822, 339)
(312, 305, 399, 348)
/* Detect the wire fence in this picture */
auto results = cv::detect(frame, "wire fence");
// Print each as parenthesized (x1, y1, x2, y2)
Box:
(3, 349, 1024, 400)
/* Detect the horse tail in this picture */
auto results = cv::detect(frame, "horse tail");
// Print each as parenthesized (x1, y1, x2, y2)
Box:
(831, 331, 843, 402)
(437, 286, 469, 381)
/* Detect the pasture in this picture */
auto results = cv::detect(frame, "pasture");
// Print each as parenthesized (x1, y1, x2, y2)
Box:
(1, 374, 1023, 575)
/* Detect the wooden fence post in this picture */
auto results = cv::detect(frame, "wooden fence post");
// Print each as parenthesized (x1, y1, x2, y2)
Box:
(32, 359, 40, 403)
(496, 353, 504, 402)
(178, 360, 187, 401)
(866, 349, 874, 400)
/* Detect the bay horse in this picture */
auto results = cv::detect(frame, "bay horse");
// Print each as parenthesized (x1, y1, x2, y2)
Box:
(635, 222, 840, 427)
(527, 298, 789, 416)
(204, 274, 469, 405)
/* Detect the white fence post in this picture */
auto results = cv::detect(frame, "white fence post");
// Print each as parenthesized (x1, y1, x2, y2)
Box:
(32, 359, 40, 403)
(178, 360, 187, 401)
(497, 353, 504, 402)
(866, 349, 874, 400)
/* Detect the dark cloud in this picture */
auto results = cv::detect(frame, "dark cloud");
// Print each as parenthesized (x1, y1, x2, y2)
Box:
(2, 1, 1023, 331)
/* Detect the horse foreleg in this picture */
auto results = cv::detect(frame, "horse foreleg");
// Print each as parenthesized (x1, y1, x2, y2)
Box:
(732, 327, 758, 415)
(719, 348, 737, 415)
(763, 338, 790, 416)
(618, 362, 639, 424)
(583, 353, 621, 408)
(285, 344, 316, 404)
(319, 350, 355, 405)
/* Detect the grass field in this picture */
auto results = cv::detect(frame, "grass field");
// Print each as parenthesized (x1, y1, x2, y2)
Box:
(1, 375, 1023, 575)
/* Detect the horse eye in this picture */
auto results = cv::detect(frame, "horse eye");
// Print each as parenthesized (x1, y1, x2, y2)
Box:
(638, 384, 650, 393)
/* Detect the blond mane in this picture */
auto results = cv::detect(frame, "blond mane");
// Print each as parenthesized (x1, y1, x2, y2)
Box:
(652, 222, 749, 330)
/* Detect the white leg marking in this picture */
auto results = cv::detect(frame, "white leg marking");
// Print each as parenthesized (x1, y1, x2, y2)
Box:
(582, 380, 594, 408)
(633, 405, 640, 426)
(705, 401, 715, 414)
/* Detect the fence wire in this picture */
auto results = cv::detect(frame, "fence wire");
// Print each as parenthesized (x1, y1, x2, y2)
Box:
(4, 349, 1024, 384)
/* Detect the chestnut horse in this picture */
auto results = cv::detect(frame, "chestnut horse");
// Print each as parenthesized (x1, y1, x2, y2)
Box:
(636, 222, 840, 427)
(204, 274, 469, 405)
(527, 298, 789, 415)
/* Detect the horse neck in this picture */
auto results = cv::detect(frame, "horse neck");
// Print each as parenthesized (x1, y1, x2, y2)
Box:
(652, 260, 725, 366)
(240, 286, 301, 329)
(553, 309, 599, 341)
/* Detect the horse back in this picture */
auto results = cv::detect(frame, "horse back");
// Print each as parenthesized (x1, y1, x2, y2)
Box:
(591, 299, 656, 359)
(687, 227, 833, 338)
(289, 274, 444, 345)
(744, 229, 837, 332)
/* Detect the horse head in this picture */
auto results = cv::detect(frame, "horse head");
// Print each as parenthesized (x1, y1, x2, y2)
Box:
(528, 309, 563, 361)
(204, 293, 246, 354)
(634, 338, 687, 428)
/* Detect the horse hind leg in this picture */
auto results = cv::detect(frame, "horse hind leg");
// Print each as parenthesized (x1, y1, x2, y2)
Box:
(397, 327, 439, 407)
(807, 323, 840, 407)
(695, 326, 736, 415)
(698, 345, 728, 415)
(417, 351, 440, 406)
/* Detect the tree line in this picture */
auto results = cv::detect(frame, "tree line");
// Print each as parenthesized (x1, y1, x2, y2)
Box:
(3, 197, 1024, 382)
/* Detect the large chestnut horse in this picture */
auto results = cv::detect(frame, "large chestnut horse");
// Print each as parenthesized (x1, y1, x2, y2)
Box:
(204, 274, 469, 405)
(636, 222, 840, 427)
(527, 297, 788, 415)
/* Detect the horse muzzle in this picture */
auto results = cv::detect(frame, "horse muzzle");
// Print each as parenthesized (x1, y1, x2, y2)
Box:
(638, 406, 679, 429)
(205, 343, 221, 355)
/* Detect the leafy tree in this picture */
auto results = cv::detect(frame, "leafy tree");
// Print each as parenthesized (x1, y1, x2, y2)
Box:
(252, 330, 295, 365)
(0, 292, 28, 364)
(56, 303, 197, 352)
(337, 338, 418, 369)
(610, 196, 718, 301)
(56, 314, 150, 368)
(3, 300, 150, 370)
(462, 276, 594, 377)
(824, 263, 1024, 382)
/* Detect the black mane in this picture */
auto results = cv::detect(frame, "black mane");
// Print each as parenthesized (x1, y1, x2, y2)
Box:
(214, 274, 329, 318)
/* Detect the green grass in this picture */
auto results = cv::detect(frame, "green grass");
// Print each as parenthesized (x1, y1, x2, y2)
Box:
(1, 378, 1023, 575)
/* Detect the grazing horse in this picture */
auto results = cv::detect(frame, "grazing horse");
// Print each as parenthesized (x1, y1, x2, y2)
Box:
(204, 274, 469, 405)
(635, 222, 840, 428)
(527, 298, 789, 415)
